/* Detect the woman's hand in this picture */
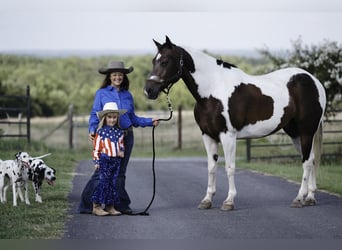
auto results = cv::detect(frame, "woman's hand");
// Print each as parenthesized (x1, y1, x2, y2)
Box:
(152, 119, 159, 127)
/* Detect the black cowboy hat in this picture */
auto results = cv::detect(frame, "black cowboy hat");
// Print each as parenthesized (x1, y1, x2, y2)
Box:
(98, 61, 134, 75)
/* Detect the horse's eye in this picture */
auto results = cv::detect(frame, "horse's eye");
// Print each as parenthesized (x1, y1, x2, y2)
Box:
(160, 60, 168, 67)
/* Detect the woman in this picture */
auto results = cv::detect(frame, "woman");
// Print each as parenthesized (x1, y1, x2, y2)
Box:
(78, 61, 159, 214)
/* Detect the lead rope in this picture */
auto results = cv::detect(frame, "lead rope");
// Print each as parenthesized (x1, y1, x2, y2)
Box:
(133, 93, 173, 216)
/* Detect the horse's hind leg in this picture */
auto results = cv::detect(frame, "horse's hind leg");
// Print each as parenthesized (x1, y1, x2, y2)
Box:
(305, 160, 317, 206)
(198, 134, 218, 209)
(291, 135, 316, 204)
(305, 124, 323, 206)
(291, 134, 316, 208)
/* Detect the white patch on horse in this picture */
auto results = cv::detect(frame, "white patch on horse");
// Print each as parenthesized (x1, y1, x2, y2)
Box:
(156, 53, 162, 61)
(187, 47, 307, 137)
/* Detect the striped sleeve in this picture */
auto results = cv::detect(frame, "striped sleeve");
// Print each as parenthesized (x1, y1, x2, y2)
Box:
(92, 133, 102, 164)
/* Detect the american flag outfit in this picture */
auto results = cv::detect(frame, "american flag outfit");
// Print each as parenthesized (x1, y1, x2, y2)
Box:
(91, 125, 124, 205)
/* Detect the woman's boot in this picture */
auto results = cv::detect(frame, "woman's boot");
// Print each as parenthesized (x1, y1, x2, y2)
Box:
(92, 203, 109, 216)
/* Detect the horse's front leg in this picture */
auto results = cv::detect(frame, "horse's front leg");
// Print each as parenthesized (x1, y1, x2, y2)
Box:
(198, 134, 218, 209)
(220, 132, 237, 211)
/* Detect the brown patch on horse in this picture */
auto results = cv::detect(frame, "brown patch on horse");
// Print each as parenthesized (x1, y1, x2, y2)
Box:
(282, 73, 323, 161)
(228, 83, 274, 130)
(194, 96, 228, 142)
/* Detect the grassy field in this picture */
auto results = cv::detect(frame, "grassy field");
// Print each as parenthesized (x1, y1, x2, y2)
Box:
(0, 140, 87, 239)
(237, 160, 342, 196)
(0, 113, 341, 239)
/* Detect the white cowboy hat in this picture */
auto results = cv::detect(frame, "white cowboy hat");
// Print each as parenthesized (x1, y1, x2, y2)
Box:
(96, 102, 127, 120)
(98, 61, 134, 75)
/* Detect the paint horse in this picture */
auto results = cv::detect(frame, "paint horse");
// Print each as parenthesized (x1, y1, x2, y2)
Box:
(144, 36, 327, 210)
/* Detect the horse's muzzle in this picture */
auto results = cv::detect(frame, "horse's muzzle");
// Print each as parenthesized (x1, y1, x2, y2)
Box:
(144, 76, 163, 99)
(144, 86, 159, 100)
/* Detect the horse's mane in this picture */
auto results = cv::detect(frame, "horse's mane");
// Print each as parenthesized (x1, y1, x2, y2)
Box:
(216, 59, 237, 69)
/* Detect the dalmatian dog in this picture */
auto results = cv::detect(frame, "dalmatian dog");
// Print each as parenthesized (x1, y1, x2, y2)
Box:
(21, 158, 56, 204)
(0, 151, 31, 206)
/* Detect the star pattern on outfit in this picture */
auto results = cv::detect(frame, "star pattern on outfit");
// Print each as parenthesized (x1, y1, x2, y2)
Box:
(93, 126, 124, 163)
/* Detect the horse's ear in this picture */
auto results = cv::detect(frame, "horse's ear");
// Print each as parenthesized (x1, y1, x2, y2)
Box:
(153, 39, 162, 50)
(165, 36, 173, 46)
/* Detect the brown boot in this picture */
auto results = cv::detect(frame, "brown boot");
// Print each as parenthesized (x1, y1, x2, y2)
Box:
(92, 203, 109, 216)
(105, 205, 122, 216)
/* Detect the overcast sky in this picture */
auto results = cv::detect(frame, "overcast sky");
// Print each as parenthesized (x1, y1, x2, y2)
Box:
(1, 0, 341, 53)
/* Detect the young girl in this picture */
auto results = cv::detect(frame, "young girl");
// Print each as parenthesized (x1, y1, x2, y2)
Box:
(91, 102, 126, 216)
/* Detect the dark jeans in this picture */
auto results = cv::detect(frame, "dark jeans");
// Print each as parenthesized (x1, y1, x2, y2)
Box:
(91, 155, 121, 205)
(78, 130, 134, 213)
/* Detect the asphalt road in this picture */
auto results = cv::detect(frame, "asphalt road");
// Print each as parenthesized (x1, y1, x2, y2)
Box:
(63, 157, 342, 239)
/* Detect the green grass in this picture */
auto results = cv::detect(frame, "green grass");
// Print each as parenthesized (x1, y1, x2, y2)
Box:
(0, 140, 86, 239)
(236, 160, 342, 196)
(0, 138, 341, 239)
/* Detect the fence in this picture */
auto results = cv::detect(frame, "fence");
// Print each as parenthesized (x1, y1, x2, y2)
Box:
(71, 107, 186, 151)
(68, 107, 203, 153)
(38, 104, 74, 148)
(245, 113, 342, 162)
(29, 105, 342, 162)
(73, 109, 340, 160)
(0, 86, 31, 143)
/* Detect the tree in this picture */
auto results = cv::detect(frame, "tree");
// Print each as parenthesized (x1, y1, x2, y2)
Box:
(259, 38, 342, 118)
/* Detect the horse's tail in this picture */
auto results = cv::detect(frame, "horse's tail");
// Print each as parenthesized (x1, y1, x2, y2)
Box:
(313, 121, 323, 172)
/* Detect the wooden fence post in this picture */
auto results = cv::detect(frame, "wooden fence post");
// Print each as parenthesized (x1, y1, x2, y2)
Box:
(177, 105, 182, 149)
(68, 104, 74, 149)
(246, 138, 251, 162)
(26, 85, 31, 143)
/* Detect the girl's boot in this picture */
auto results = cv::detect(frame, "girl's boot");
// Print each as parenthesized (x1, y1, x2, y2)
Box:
(92, 203, 109, 216)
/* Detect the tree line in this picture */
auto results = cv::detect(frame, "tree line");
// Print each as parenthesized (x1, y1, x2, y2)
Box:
(1, 38, 341, 118)
(0, 53, 269, 117)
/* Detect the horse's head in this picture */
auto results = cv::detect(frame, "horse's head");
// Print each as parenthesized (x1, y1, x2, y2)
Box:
(144, 36, 184, 100)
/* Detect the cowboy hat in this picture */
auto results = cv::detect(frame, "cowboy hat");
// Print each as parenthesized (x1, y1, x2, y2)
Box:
(98, 61, 134, 75)
(96, 102, 127, 120)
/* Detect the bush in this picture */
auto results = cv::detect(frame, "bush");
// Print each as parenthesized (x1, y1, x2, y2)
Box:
(259, 38, 342, 118)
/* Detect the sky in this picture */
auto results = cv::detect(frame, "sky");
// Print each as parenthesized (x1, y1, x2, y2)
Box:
(1, 0, 342, 54)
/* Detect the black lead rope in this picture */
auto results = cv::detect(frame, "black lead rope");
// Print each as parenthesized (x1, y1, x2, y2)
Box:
(131, 93, 173, 216)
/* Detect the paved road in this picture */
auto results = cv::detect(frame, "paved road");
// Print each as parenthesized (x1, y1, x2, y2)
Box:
(63, 158, 342, 239)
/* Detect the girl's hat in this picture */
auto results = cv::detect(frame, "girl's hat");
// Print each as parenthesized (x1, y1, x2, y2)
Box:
(98, 61, 134, 75)
(96, 102, 127, 120)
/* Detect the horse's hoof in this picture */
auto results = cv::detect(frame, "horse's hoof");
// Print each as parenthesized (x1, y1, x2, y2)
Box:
(221, 203, 234, 211)
(198, 200, 212, 209)
(304, 198, 316, 206)
(290, 199, 303, 208)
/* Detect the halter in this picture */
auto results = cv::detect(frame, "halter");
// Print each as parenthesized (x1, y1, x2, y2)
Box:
(161, 53, 184, 95)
